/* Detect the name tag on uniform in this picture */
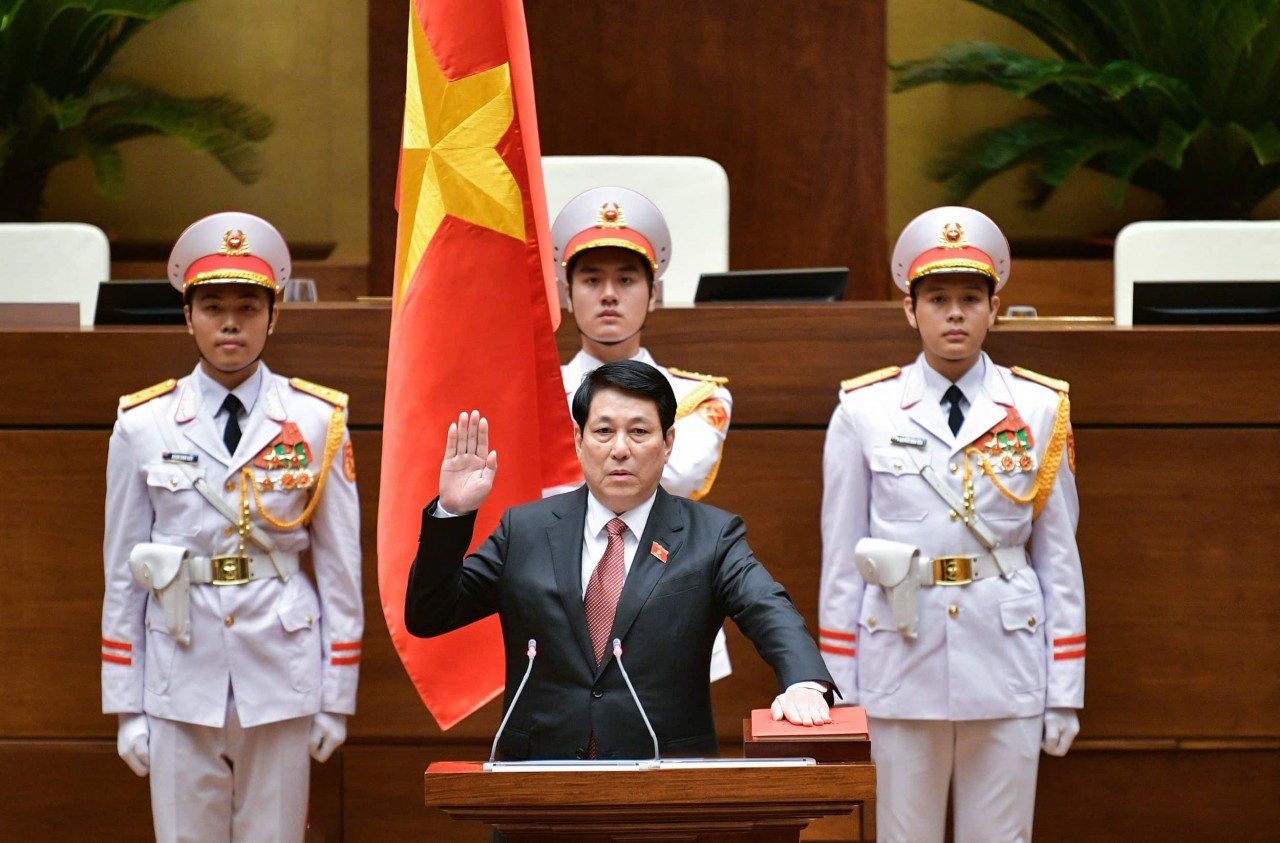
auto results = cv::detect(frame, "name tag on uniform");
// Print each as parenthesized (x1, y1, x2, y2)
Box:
(890, 435, 927, 449)
(162, 452, 199, 464)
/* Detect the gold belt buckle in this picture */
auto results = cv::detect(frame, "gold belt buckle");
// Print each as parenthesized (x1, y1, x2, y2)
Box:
(933, 556, 974, 586)
(211, 554, 251, 585)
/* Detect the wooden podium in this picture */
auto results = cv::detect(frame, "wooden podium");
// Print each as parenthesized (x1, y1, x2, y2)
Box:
(425, 760, 875, 842)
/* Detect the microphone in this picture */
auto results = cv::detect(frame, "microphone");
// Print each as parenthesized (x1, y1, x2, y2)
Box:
(488, 639, 537, 765)
(612, 638, 660, 762)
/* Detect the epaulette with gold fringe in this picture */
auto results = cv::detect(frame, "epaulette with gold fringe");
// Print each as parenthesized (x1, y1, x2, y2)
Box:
(1011, 366, 1069, 393)
(667, 366, 728, 386)
(289, 377, 349, 408)
(841, 366, 901, 393)
(119, 379, 177, 411)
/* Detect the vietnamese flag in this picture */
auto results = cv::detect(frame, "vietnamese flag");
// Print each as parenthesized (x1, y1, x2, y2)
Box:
(378, 0, 580, 730)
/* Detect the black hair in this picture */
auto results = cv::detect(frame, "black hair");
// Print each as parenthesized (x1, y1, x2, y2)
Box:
(571, 359, 676, 435)
(565, 249, 655, 293)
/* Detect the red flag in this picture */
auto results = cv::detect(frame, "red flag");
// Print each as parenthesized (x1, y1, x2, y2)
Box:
(378, 0, 580, 730)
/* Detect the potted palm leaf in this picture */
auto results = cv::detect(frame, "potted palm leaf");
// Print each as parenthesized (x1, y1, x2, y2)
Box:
(892, 0, 1280, 220)
(0, 0, 272, 221)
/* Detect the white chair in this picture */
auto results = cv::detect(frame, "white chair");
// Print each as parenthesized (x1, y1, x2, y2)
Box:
(0, 223, 110, 326)
(1114, 221, 1280, 326)
(542, 156, 729, 305)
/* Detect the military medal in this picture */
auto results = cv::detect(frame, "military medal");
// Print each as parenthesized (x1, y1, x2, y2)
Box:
(253, 422, 313, 492)
(979, 408, 1037, 474)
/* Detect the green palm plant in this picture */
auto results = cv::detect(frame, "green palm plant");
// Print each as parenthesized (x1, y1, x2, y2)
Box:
(0, 0, 273, 221)
(893, 0, 1280, 219)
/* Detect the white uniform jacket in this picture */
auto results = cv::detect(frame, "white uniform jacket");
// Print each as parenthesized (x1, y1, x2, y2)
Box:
(819, 353, 1084, 720)
(562, 348, 732, 500)
(101, 364, 363, 728)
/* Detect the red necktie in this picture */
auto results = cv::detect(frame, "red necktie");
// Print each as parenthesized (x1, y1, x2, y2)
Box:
(584, 517, 628, 666)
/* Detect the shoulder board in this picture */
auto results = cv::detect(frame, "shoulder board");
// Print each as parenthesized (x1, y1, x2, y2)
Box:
(289, 377, 349, 408)
(667, 366, 728, 386)
(841, 366, 901, 393)
(1011, 366, 1069, 393)
(119, 378, 177, 411)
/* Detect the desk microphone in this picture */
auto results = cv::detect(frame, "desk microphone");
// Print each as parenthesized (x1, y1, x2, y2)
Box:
(612, 638, 660, 762)
(488, 639, 536, 765)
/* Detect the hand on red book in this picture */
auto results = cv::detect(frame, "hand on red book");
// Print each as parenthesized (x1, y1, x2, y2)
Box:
(770, 686, 833, 726)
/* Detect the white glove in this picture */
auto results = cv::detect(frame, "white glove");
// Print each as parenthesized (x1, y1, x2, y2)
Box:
(117, 713, 150, 777)
(308, 712, 347, 762)
(1041, 708, 1079, 757)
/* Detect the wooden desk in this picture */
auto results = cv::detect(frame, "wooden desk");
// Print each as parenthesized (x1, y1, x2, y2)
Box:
(425, 760, 875, 842)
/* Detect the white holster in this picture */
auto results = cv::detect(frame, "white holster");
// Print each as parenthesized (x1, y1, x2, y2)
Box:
(854, 538, 923, 640)
(128, 543, 192, 645)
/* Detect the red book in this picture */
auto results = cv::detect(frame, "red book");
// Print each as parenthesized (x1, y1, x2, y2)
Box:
(749, 706, 869, 741)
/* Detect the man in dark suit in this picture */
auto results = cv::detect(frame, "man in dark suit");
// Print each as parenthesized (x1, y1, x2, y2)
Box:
(406, 360, 834, 760)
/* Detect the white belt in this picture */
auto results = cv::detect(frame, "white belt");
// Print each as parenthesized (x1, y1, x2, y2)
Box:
(188, 552, 301, 585)
(920, 546, 1028, 587)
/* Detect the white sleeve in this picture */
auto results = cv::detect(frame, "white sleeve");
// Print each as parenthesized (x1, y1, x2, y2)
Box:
(818, 397, 872, 704)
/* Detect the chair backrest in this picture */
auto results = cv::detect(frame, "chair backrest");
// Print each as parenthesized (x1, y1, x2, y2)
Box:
(0, 223, 110, 326)
(1114, 221, 1280, 326)
(542, 156, 729, 305)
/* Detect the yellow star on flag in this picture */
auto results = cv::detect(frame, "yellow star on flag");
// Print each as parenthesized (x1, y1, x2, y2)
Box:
(395, 15, 526, 304)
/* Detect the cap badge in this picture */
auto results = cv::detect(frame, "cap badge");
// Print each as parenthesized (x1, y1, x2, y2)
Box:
(938, 222, 970, 250)
(220, 229, 251, 256)
(596, 202, 627, 229)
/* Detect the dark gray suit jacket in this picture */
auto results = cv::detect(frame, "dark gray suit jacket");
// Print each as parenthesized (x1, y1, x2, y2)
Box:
(405, 486, 834, 760)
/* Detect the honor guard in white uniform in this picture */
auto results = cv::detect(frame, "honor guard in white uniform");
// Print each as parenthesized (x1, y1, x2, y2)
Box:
(819, 207, 1085, 843)
(554, 186, 733, 681)
(101, 212, 363, 843)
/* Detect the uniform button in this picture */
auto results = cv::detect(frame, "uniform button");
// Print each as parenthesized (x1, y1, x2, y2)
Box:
(224, 479, 236, 492)
(169, 476, 179, 488)
(592, 687, 604, 699)
(893, 461, 903, 471)
(224, 615, 235, 628)
(223, 525, 235, 538)
(305, 615, 314, 627)
(1028, 617, 1037, 628)
(949, 463, 959, 474)
(867, 617, 877, 629)
(948, 604, 959, 617)
(949, 510, 960, 521)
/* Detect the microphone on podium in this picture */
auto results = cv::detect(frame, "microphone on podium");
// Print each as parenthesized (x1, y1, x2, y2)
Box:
(488, 638, 537, 765)
(612, 638, 660, 762)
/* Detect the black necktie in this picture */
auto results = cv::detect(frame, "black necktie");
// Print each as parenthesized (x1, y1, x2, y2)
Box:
(943, 384, 965, 436)
(221, 394, 243, 455)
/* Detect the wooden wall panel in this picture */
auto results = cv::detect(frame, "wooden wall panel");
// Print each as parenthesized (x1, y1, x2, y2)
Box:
(1034, 749, 1280, 842)
(343, 744, 492, 842)
(369, 1, 887, 299)
(3, 305, 1277, 428)
(0, 742, 154, 841)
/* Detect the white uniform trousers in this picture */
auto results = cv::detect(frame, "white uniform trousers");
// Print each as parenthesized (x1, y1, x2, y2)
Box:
(149, 693, 312, 843)
(870, 715, 1041, 843)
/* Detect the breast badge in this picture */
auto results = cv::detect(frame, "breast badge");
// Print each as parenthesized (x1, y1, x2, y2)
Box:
(979, 408, 1037, 474)
(252, 422, 314, 491)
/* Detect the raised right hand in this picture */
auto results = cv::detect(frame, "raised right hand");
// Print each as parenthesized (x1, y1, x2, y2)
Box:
(438, 410, 498, 515)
